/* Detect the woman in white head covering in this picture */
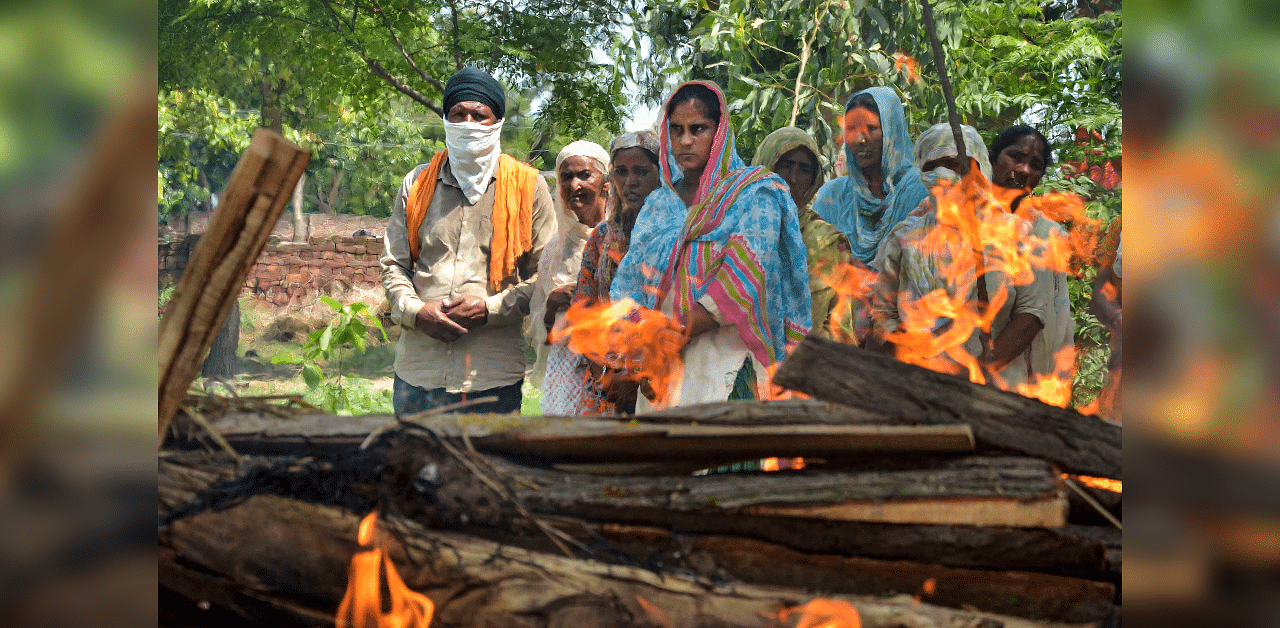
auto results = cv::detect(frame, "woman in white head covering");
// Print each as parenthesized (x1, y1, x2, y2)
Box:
(870, 123, 1072, 397)
(529, 141, 610, 414)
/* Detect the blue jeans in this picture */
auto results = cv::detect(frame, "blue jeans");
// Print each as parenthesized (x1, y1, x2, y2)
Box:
(392, 374, 523, 417)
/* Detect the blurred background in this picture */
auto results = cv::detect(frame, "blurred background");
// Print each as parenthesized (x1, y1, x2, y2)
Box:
(1124, 0, 1280, 625)
(0, 0, 157, 626)
(0, 0, 1275, 624)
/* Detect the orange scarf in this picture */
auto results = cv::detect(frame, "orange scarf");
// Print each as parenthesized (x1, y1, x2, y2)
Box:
(406, 151, 538, 292)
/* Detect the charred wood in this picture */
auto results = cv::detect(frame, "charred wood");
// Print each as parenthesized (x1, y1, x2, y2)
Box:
(772, 336, 1122, 480)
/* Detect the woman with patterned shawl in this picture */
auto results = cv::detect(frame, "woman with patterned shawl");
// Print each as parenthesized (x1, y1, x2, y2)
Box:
(812, 86, 929, 265)
(567, 129, 662, 415)
(751, 126, 860, 342)
(610, 81, 811, 410)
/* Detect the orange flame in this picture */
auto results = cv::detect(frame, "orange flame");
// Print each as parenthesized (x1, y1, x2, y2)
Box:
(761, 457, 807, 472)
(779, 599, 862, 628)
(867, 166, 1101, 404)
(1016, 345, 1078, 407)
(554, 298, 687, 408)
(893, 52, 922, 85)
(1064, 473, 1122, 493)
(635, 595, 675, 628)
(819, 259, 879, 346)
(336, 512, 434, 628)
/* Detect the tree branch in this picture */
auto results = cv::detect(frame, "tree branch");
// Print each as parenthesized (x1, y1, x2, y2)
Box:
(364, 56, 443, 116)
(370, 0, 445, 93)
(317, 0, 441, 116)
(920, 0, 967, 174)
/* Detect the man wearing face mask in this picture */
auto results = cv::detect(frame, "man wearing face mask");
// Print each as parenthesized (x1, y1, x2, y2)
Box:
(382, 67, 556, 416)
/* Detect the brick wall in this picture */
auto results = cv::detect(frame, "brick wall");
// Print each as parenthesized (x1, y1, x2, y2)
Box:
(159, 234, 386, 308)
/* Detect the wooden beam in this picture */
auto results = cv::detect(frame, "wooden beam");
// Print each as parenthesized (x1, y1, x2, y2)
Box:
(772, 336, 1122, 479)
(166, 403, 972, 464)
(157, 130, 310, 443)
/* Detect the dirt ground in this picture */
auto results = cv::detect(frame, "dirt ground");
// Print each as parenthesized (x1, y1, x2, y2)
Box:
(177, 211, 388, 241)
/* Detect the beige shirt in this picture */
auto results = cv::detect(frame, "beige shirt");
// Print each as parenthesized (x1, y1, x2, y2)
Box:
(871, 210, 1050, 387)
(382, 158, 556, 393)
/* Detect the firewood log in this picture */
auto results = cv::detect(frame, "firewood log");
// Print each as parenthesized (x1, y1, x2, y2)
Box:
(773, 336, 1122, 480)
(160, 489, 1107, 628)
(158, 129, 310, 442)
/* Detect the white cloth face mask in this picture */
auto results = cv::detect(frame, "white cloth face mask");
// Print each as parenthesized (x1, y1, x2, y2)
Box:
(443, 119, 505, 205)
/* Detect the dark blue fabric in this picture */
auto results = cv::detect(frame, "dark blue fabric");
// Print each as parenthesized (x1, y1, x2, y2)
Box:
(393, 374, 523, 416)
(443, 67, 506, 120)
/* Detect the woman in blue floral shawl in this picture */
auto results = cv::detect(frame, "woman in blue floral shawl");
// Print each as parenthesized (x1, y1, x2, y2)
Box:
(610, 81, 811, 409)
(812, 86, 929, 265)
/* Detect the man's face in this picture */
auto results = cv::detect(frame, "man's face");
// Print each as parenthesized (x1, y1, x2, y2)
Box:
(447, 101, 498, 126)
(558, 155, 607, 227)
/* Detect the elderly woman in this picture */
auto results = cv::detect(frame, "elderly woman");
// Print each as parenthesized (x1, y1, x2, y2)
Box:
(812, 87, 929, 265)
(529, 140, 610, 414)
(569, 130, 662, 414)
(987, 124, 1074, 390)
(871, 123, 1068, 390)
(752, 126, 859, 341)
(610, 81, 811, 410)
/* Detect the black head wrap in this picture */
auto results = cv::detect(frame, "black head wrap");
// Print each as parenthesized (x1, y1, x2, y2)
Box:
(443, 67, 506, 120)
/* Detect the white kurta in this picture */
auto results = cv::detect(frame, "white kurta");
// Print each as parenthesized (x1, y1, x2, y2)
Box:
(635, 293, 768, 413)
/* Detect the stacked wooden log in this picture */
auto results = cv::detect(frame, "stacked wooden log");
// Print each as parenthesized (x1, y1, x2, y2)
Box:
(160, 336, 1121, 628)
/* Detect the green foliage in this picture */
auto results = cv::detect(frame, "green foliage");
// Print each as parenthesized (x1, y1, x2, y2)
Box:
(158, 283, 176, 317)
(271, 296, 389, 414)
(618, 0, 1121, 176)
(159, 0, 629, 161)
(304, 376, 394, 416)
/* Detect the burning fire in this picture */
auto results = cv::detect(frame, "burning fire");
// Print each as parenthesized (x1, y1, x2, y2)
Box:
(1016, 345, 1078, 407)
(779, 599, 862, 628)
(552, 297, 687, 408)
(335, 511, 434, 628)
(762, 457, 806, 471)
(893, 52, 922, 85)
(1064, 473, 1123, 493)
(823, 166, 1102, 404)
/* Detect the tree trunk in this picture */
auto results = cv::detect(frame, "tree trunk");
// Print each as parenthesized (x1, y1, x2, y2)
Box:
(199, 298, 239, 378)
(291, 171, 307, 243)
(772, 336, 1122, 480)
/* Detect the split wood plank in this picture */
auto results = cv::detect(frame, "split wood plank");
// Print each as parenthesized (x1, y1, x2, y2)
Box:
(489, 452, 1065, 528)
(742, 494, 1066, 528)
(773, 335, 1123, 479)
(158, 129, 310, 443)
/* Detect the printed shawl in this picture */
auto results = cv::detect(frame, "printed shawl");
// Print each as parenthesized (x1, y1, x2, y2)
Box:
(812, 86, 929, 265)
(406, 150, 538, 291)
(610, 81, 812, 366)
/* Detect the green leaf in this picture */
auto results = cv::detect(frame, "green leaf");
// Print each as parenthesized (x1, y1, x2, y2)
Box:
(318, 324, 335, 356)
(319, 295, 343, 311)
(302, 363, 324, 389)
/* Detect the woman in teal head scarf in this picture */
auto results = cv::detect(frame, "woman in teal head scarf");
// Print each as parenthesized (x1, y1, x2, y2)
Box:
(812, 86, 928, 265)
